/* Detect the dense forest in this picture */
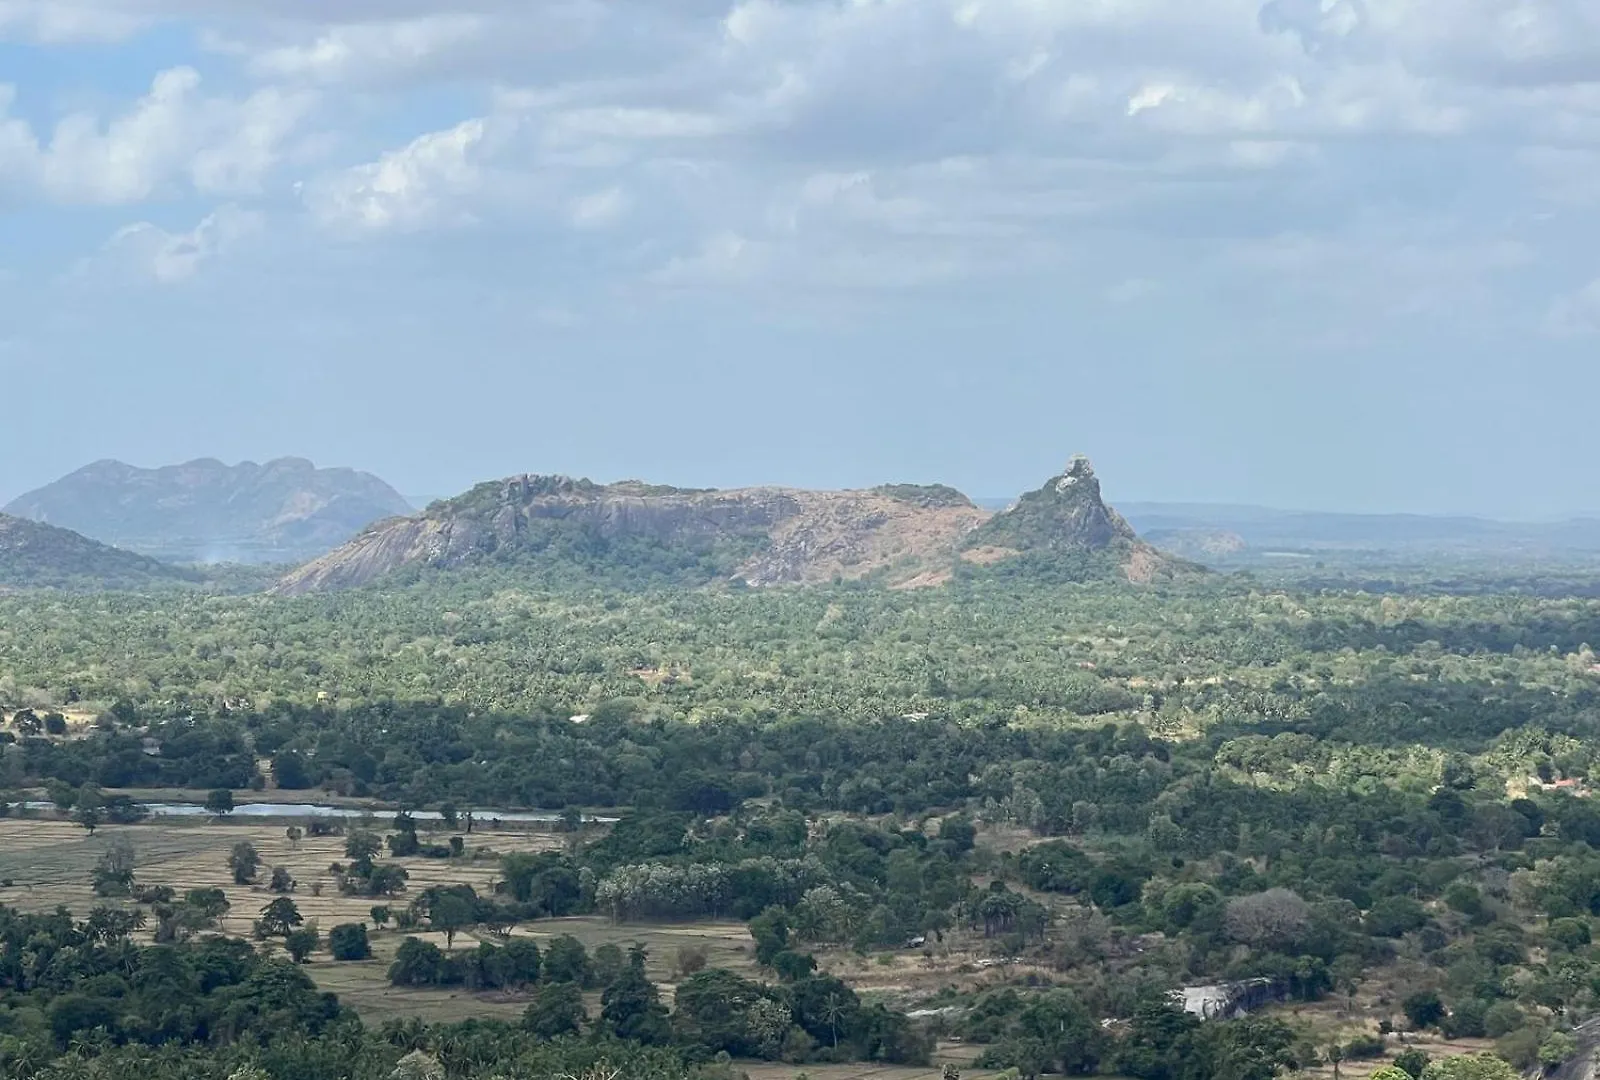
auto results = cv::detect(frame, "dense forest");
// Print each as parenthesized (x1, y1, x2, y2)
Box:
(3, 568, 1600, 1079)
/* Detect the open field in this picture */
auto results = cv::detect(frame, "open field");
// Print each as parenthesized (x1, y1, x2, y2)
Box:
(0, 816, 565, 941)
(0, 816, 1009, 1025)
(313, 914, 761, 1023)
(0, 816, 761, 1022)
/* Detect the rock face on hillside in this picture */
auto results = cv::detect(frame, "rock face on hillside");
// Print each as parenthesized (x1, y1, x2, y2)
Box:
(5, 458, 413, 565)
(274, 477, 992, 595)
(0, 514, 192, 590)
(964, 456, 1202, 583)
(274, 458, 1196, 595)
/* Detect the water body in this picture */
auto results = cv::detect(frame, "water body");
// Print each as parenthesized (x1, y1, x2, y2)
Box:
(20, 801, 618, 825)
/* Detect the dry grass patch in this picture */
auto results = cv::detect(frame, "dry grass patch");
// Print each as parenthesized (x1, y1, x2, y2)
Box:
(0, 818, 759, 1022)
(0, 817, 560, 940)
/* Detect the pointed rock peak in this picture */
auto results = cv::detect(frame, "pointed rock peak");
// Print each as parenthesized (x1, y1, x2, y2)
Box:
(1054, 455, 1098, 493)
(965, 453, 1136, 554)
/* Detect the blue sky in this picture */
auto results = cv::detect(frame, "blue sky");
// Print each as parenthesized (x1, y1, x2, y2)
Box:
(4, 0, 1600, 517)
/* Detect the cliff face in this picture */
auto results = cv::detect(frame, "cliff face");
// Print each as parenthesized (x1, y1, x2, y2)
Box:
(274, 461, 1197, 595)
(4, 458, 412, 564)
(274, 477, 991, 594)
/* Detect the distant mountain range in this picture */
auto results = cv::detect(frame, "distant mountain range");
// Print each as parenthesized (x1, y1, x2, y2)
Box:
(4, 458, 413, 565)
(1114, 502, 1600, 562)
(0, 514, 194, 590)
(275, 456, 1195, 595)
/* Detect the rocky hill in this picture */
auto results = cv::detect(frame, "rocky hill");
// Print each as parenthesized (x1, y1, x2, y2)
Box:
(963, 456, 1201, 583)
(275, 460, 1199, 595)
(5, 458, 413, 565)
(275, 476, 994, 594)
(275, 458, 1197, 595)
(0, 515, 193, 590)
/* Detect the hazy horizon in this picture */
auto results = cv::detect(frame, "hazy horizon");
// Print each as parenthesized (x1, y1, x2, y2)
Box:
(7, 1, 1600, 519)
(7, 454, 1600, 526)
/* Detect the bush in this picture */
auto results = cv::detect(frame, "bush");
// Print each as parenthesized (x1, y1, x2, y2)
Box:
(1494, 1030, 1543, 1072)
(1403, 991, 1445, 1031)
(1482, 1002, 1525, 1039)
(286, 927, 319, 964)
(675, 945, 709, 979)
(1345, 1035, 1387, 1060)
(329, 923, 372, 961)
(1367, 897, 1429, 938)
(1393, 1049, 1430, 1080)
(524, 981, 587, 1038)
(1442, 1000, 1487, 1039)
(1547, 917, 1591, 950)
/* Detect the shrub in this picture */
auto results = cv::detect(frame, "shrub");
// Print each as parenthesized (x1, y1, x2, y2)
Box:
(329, 923, 373, 961)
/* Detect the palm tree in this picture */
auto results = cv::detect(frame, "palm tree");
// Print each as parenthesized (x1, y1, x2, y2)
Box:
(823, 991, 848, 1048)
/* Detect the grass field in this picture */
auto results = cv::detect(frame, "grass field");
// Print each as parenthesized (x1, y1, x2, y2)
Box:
(0, 815, 763, 1023)
(0, 816, 564, 939)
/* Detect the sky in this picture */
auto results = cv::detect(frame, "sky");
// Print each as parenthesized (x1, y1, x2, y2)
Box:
(4, 0, 1600, 518)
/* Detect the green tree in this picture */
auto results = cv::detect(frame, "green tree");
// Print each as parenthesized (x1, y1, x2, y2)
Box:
(1420, 1055, 1520, 1080)
(543, 935, 592, 985)
(593, 942, 626, 986)
(345, 830, 383, 868)
(390, 937, 445, 986)
(1393, 1050, 1431, 1079)
(601, 947, 671, 1044)
(750, 906, 790, 966)
(286, 926, 319, 963)
(90, 836, 136, 897)
(1403, 991, 1445, 1031)
(257, 896, 303, 938)
(329, 922, 373, 961)
(228, 840, 262, 885)
(1539, 1034, 1577, 1070)
(672, 968, 766, 1055)
(524, 981, 588, 1038)
(184, 887, 231, 931)
(78, 806, 102, 835)
(205, 789, 235, 816)
(430, 890, 477, 950)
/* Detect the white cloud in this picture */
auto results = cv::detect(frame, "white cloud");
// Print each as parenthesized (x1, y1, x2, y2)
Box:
(0, 68, 311, 204)
(77, 204, 263, 284)
(652, 232, 767, 287)
(242, 15, 488, 83)
(0, 1, 141, 42)
(7, 0, 1600, 327)
(547, 107, 731, 143)
(302, 117, 489, 232)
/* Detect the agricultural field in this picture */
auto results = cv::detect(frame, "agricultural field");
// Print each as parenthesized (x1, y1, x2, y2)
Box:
(0, 816, 562, 942)
(0, 815, 770, 1022)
